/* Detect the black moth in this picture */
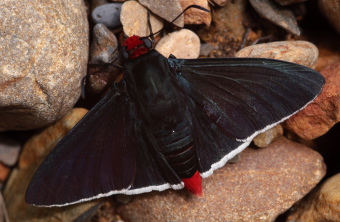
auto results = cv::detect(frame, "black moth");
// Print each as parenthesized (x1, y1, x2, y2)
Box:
(26, 10, 325, 207)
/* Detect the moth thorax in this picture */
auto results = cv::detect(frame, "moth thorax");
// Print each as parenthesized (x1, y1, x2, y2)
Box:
(123, 35, 152, 59)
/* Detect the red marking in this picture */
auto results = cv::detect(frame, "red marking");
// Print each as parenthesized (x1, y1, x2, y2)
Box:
(124, 35, 150, 59)
(182, 171, 203, 196)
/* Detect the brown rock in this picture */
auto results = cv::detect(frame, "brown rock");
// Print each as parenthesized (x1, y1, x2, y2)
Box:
(274, 0, 307, 6)
(139, 0, 184, 27)
(180, 0, 211, 26)
(287, 173, 340, 222)
(285, 62, 340, 140)
(88, 24, 121, 94)
(314, 33, 340, 71)
(213, 0, 248, 41)
(210, 0, 232, 6)
(117, 137, 326, 222)
(319, 0, 340, 35)
(155, 29, 200, 59)
(120, 0, 164, 37)
(0, 163, 10, 183)
(253, 124, 284, 148)
(0, 136, 21, 166)
(0, 0, 89, 131)
(236, 41, 319, 68)
(3, 108, 101, 222)
(249, 0, 300, 35)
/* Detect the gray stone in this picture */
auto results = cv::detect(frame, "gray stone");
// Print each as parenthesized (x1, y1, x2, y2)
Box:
(92, 3, 123, 28)
(249, 0, 300, 35)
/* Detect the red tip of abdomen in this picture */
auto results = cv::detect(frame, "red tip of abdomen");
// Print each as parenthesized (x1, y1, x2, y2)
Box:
(182, 171, 203, 196)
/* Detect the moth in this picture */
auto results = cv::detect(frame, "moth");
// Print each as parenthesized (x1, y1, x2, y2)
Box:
(26, 7, 325, 207)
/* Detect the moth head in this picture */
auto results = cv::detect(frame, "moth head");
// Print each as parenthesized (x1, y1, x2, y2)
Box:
(123, 35, 152, 59)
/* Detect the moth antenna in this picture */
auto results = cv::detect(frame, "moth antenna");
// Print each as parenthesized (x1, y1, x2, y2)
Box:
(143, 5, 210, 39)
(147, 10, 154, 42)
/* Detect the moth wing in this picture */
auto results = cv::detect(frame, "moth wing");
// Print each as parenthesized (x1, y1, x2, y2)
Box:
(170, 57, 325, 142)
(26, 83, 182, 207)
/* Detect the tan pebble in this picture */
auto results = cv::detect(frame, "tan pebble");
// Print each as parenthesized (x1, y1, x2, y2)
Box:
(155, 29, 200, 59)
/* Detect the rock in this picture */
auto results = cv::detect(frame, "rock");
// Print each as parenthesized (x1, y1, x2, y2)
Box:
(287, 173, 340, 222)
(319, 0, 340, 35)
(210, 0, 232, 6)
(117, 137, 326, 222)
(120, 0, 164, 37)
(180, 0, 211, 26)
(3, 108, 101, 222)
(253, 124, 284, 148)
(92, 3, 123, 28)
(88, 24, 121, 94)
(0, 163, 10, 184)
(213, 0, 248, 41)
(285, 62, 340, 140)
(235, 41, 319, 68)
(0, 0, 89, 131)
(0, 136, 21, 166)
(315, 33, 340, 71)
(155, 29, 200, 59)
(199, 43, 218, 57)
(139, 0, 184, 27)
(274, 0, 307, 5)
(249, 0, 300, 35)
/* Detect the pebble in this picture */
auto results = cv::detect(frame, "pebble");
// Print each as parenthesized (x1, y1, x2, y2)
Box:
(92, 3, 123, 28)
(0, 136, 21, 167)
(249, 0, 300, 35)
(253, 124, 284, 148)
(287, 173, 340, 222)
(0, 163, 10, 183)
(120, 0, 164, 37)
(88, 24, 121, 94)
(180, 0, 212, 26)
(3, 108, 101, 222)
(139, 0, 184, 27)
(210, 0, 232, 6)
(319, 0, 340, 35)
(117, 137, 326, 222)
(155, 29, 200, 59)
(274, 0, 307, 5)
(236, 41, 319, 68)
(285, 62, 340, 140)
(213, 0, 248, 41)
(0, 0, 89, 131)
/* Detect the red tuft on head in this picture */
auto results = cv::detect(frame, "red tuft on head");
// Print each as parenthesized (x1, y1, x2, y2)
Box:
(123, 35, 150, 59)
(182, 171, 203, 196)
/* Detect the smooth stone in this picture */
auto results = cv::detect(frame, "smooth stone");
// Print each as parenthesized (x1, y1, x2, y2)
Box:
(120, 0, 164, 37)
(117, 137, 326, 222)
(92, 3, 123, 28)
(180, 0, 212, 26)
(235, 41, 319, 68)
(88, 24, 121, 94)
(249, 0, 300, 35)
(139, 0, 184, 27)
(253, 124, 284, 148)
(287, 173, 340, 222)
(0, 136, 21, 166)
(213, 0, 248, 41)
(275, 0, 307, 5)
(210, 0, 232, 6)
(3, 108, 101, 222)
(155, 29, 200, 59)
(285, 62, 340, 139)
(0, 0, 89, 131)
